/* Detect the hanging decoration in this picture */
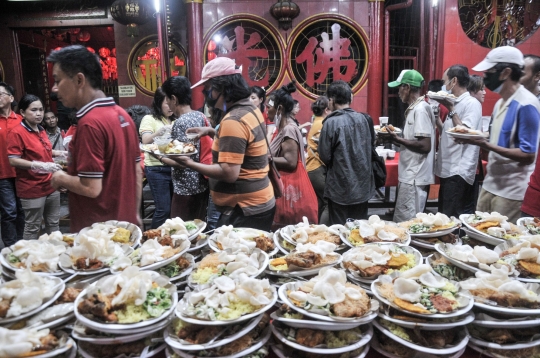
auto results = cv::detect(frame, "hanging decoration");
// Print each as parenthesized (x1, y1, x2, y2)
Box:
(112, 48, 117, 57)
(110, 0, 153, 38)
(99, 47, 111, 58)
(77, 31, 91, 42)
(270, 0, 300, 31)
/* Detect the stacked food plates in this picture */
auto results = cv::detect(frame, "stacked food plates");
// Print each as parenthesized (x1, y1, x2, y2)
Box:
(72, 267, 176, 357)
(0, 232, 71, 279)
(169, 275, 276, 357)
(278, 219, 348, 251)
(208, 225, 278, 256)
(460, 212, 528, 246)
(0, 327, 77, 358)
(273, 267, 377, 357)
(434, 243, 512, 275)
(370, 264, 472, 356)
(398, 213, 460, 249)
(273, 267, 376, 355)
(340, 215, 411, 248)
(517, 216, 540, 235)
(340, 243, 423, 294)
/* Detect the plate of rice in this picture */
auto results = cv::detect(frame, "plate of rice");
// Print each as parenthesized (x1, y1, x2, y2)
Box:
(341, 216, 410, 247)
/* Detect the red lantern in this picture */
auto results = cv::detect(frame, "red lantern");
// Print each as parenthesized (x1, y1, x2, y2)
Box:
(98, 47, 110, 58)
(174, 56, 185, 67)
(86, 47, 95, 53)
(207, 52, 217, 61)
(77, 31, 91, 42)
(111, 48, 117, 57)
(106, 57, 117, 66)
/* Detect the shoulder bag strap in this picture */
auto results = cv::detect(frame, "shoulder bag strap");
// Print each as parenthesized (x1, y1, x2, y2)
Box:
(246, 107, 281, 178)
(52, 133, 61, 149)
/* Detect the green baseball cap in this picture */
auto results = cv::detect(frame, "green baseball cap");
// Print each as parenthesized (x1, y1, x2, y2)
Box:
(388, 69, 424, 88)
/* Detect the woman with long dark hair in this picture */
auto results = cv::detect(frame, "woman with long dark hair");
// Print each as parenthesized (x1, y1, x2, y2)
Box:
(8, 94, 64, 239)
(139, 87, 175, 228)
(268, 82, 318, 228)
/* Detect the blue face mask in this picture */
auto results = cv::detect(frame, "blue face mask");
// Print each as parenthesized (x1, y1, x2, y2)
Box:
(441, 78, 455, 94)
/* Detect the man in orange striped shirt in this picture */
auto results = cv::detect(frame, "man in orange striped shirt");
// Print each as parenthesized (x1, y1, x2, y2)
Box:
(169, 58, 275, 231)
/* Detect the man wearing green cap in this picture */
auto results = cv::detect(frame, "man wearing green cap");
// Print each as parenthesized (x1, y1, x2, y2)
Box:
(380, 69, 435, 222)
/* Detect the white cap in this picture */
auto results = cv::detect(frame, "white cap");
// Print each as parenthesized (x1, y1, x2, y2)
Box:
(472, 46, 524, 72)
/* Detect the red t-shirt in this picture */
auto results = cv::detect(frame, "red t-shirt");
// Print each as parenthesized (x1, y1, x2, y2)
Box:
(522, 156, 540, 217)
(0, 111, 22, 179)
(7, 121, 56, 199)
(67, 98, 140, 232)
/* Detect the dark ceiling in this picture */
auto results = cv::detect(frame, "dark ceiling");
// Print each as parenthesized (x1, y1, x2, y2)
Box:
(5, 0, 115, 13)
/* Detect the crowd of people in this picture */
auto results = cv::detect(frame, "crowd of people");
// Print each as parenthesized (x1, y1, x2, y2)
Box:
(0, 44, 540, 246)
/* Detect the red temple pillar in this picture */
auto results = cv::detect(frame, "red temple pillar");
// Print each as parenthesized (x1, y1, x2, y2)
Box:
(185, 0, 204, 109)
(367, 0, 385, 124)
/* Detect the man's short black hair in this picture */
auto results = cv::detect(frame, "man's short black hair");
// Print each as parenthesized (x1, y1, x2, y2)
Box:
(524, 54, 540, 75)
(447, 64, 470, 88)
(493, 62, 524, 82)
(47, 45, 103, 90)
(326, 80, 352, 105)
(467, 75, 484, 93)
(161, 76, 192, 106)
(0, 82, 15, 96)
(211, 72, 251, 104)
(428, 80, 444, 92)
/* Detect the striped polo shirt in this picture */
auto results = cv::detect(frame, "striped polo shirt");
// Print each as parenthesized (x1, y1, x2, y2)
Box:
(210, 99, 275, 216)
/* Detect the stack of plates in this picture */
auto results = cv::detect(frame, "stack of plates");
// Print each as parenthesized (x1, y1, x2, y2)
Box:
(273, 273, 377, 358)
(407, 223, 461, 250)
(468, 308, 540, 357)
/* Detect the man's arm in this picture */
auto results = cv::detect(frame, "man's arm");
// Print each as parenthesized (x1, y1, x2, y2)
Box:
(51, 171, 102, 198)
(318, 123, 332, 166)
(135, 163, 142, 218)
(160, 155, 241, 183)
(390, 135, 431, 154)
(456, 137, 535, 164)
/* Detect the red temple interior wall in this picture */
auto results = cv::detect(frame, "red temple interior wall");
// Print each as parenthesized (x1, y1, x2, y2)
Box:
(202, 0, 371, 124)
(441, 0, 540, 116)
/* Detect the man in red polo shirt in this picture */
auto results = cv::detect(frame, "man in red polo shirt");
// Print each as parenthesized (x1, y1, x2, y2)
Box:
(0, 82, 24, 246)
(48, 46, 141, 232)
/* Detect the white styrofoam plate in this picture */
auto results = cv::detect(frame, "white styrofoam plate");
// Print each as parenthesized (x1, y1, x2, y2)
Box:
(372, 319, 469, 355)
(78, 220, 142, 248)
(271, 320, 373, 355)
(0, 277, 65, 325)
(79, 342, 166, 358)
(265, 253, 342, 277)
(376, 311, 474, 330)
(269, 310, 365, 331)
(272, 341, 370, 358)
(176, 290, 277, 326)
(371, 276, 473, 319)
(469, 334, 540, 350)
(278, 283, 378, 323)
(410, 237, 462, 250)
(517, 217, 540, 235)
(434, 243, 483, 274)
(406, 218, 461, 238)
(164, 314, 263, 351)
(473, 311, 540, 328)
(170, 325, 271, 358)
(370, 331, 466, 358)
(74, 285, 177, 333)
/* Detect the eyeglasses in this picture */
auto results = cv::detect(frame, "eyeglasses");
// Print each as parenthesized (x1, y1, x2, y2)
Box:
(0, 92, 12, 97)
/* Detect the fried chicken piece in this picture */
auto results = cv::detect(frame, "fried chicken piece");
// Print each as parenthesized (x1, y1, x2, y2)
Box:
(470, 289, 540, 309)
(430, 294, 455, 313)
(55, 287, 82, 304)
(38, 333, 59, 351)
(363, 235, 384, 243)
(176, 255, 191, 269)
(218, 334, 252, 355)
(0, 299, 11, 318)
(296, 328, 325, 347)
(177, 325, 203, 342)
(360, 265, 388, 277)
(77, 293, 118, 322)
(254, 235, 275, 252)
(158, 235, 173, 247)
(75, 258, 103, 270)
(142, 229, 162, 242)
(285, 252, 321, 268)
(332, 284, 370, 317)
(486, 329, 517, 344)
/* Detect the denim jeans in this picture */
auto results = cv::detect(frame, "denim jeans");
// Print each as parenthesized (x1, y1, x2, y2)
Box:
(206, 194, 221, 232)
(145, 166, 173, 228)
(0, 178, 25, 246)
(217, 205, 276, 232)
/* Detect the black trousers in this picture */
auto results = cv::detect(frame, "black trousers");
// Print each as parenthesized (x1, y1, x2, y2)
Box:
(438, 175, 475, 218)
(327, 199, 369, 225)
(217, 205, 276, 232)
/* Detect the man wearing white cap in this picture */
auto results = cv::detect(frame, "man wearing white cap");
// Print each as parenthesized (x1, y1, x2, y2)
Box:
(168, 57, 276, 231)
(460, 46, 540, 222)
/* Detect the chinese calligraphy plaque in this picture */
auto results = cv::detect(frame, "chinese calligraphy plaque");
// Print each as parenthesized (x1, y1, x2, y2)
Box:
(289, 17, 368, 98)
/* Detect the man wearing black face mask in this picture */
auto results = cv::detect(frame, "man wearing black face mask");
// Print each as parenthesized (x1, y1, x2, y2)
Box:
(457, 46, 540, 222)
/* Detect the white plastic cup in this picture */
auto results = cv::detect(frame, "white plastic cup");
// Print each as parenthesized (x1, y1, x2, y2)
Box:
(387, 150, 396, 159)
(379, 117, 389, 126)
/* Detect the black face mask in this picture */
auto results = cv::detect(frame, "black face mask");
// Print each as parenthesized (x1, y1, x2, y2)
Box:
(50, 92, 58, 101)
(206, 90, 221, 109)
(484, 69, 505, 93)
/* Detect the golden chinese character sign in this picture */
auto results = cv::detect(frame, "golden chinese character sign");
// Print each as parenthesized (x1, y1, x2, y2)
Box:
(459, 0, 540, 48)
(128, 35, 188, 96)
(288, 16, 369, 99)
(204, 15, 286, 92)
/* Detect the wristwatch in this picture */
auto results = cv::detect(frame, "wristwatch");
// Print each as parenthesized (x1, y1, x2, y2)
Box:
(448, 110, 456, 119)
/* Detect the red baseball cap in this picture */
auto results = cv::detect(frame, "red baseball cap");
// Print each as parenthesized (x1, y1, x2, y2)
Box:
(190, 57, 243, 89)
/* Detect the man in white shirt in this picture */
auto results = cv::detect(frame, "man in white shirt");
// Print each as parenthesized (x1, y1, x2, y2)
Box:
(381, 70, 436, 222)
(457, 46, 540, 222)
(432, 65, 482, 217)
